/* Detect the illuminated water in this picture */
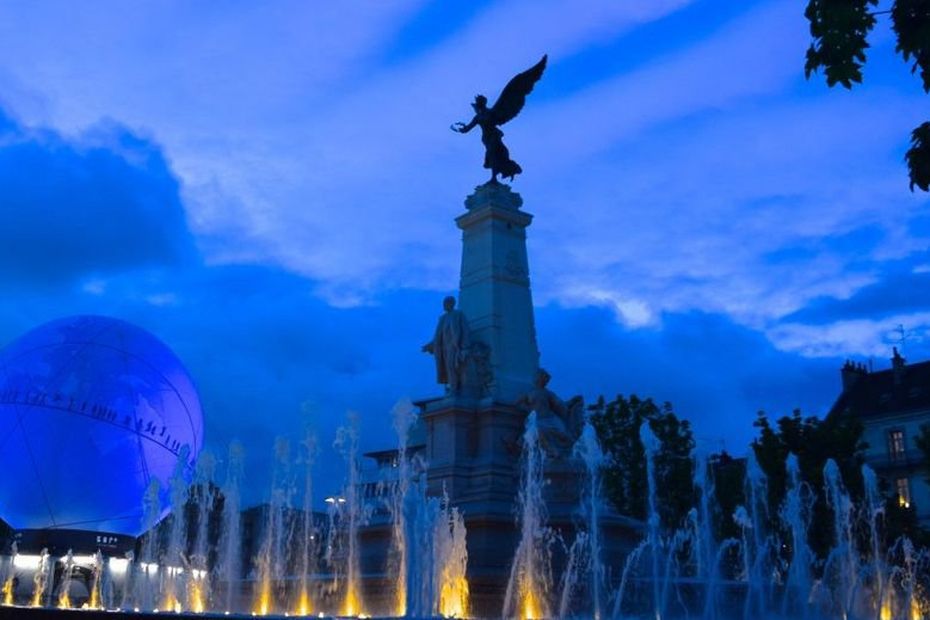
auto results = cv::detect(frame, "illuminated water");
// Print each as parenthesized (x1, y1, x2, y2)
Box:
(1, 414, 928, 619)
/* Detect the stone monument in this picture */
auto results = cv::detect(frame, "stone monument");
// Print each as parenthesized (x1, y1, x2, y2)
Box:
(359, 57, 640, 617)
(413, 180, 639, 616)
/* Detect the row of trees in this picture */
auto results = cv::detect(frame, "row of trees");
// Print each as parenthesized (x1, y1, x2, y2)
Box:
(589, 394, 930, 558)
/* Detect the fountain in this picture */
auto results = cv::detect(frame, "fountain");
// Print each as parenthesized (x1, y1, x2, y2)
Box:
(1, 543, 15, 607)
(331, 416, 366, 617)
(295, 432, 319, 616)
(503, 412, 553, 620)
(0, 406, 928, 619)
(254, 438, 292, 615)
(187, 451, 216, 613)
(217, 440, 244, 613)
(56, 550, 74, 609)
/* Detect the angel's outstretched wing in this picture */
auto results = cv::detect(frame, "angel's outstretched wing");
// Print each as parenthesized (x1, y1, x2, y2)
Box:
(489, 55, 547, 126)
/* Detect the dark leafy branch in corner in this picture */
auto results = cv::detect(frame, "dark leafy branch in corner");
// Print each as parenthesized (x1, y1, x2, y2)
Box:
(804, 0, 930, 192)
(804, 0, 877, 88)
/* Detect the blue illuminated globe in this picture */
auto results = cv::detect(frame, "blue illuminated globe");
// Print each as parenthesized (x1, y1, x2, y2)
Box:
(0, 315, 203, 536)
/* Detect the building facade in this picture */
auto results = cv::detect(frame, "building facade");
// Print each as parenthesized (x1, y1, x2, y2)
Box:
(829, 349, 930, 526)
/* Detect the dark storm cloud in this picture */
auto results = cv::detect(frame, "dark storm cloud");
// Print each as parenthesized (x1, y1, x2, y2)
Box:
(0, 106, 196, 285)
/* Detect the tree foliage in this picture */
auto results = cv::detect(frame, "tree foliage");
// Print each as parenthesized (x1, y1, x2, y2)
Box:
(752, 409, 866, 559)
(589, 394, 695, 531)
(805, 0, 930, 191)
(804, 0, 878, 88)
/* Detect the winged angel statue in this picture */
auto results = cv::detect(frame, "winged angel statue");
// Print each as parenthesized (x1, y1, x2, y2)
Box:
(452, 55, 547, 182)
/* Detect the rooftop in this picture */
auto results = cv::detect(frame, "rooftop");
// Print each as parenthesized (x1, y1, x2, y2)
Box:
(828, 350, 930, 419)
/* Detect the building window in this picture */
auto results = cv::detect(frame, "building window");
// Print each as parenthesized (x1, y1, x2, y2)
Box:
(888, 429, 906, 461)
(896, 478, 911, 509)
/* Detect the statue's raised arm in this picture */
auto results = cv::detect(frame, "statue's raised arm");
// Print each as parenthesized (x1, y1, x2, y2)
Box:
(452, 54, 547, 183)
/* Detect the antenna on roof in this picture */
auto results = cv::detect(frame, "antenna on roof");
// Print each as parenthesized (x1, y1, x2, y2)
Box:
(894, 323, 908, 358)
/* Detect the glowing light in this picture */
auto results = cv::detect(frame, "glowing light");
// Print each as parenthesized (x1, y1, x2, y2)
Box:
(342, 586, 363, 618)
(881, 600, 893, 620)
(12, 555, 40, 570)
(108, 558, 130, 574)
(87, 587, 100, 610)
(189, 581, 206, 614)
(68, 555, 97, 566)
(294, 588, 312, 616)
(1, 576, 13, 606)
(254, 579, 272, 616)
(439, 576, 469, 618)
(522, 591, 543, 620)
(57, 591, 72, 609)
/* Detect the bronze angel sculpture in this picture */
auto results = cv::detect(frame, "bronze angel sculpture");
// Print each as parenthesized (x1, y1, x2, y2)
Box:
(452, 55, 547, 182)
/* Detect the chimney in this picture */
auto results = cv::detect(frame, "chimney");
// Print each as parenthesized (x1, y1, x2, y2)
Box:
(841, 359, 866, 392)
(892, 347, 906, 385)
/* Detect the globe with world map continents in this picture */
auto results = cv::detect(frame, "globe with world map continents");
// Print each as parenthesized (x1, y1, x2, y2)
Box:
(0, 315, 203, 536)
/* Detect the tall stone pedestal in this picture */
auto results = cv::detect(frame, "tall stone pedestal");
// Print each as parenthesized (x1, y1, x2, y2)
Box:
(456, 183, 540, 403)
(360, 182, 642, 618)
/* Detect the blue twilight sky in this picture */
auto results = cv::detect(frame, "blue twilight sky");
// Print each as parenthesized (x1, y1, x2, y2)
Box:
(1, 0, 928, 505)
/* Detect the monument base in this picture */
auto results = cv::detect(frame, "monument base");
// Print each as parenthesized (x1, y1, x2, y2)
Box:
(416, 397, 641, 618)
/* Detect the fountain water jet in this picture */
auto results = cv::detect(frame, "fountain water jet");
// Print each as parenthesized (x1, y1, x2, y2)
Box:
(823, 459, 857, 619)
(390, 398, 417, 616)
(254, 438, 292, 615)
(503, 412, 553, 620)
(568, 421, 606, 619)
(294, 432, 318, 617)
(863, 465, 886, 620)
(740, 451, 770, 619)
(780, 454, 814, 618)
(162, 445, 192, 613)
(331, 415, 365, 617)
(85, 550, 103, 610)
(134, 479, 162, 611)
(1, 542, 16, 606)
(188, 451, 216, 613)
(217, 441, 244, 613)
(435, 494, 469, 618)
(56, 550, 74, 609)
(641, 422, 663, 620)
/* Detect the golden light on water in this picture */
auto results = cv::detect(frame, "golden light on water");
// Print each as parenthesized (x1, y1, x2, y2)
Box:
(439, 576, 469, 618)
(254, 580, 272, 616)
(57, 591, 71, 609)
(189, 582, 206, 614)
(294, 589, 312, 616)
(1, 578, 13, 606)
(160, 595, 181, 615)
(521, 591, 542, 620)
(87, 588, 100, 610)
(394, 585, 406, 618)
(341, 586, 363, 617)
(881, 600, 893, 620)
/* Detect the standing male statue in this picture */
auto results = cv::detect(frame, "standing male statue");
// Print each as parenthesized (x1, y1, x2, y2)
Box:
(422, 296, 470, 394)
